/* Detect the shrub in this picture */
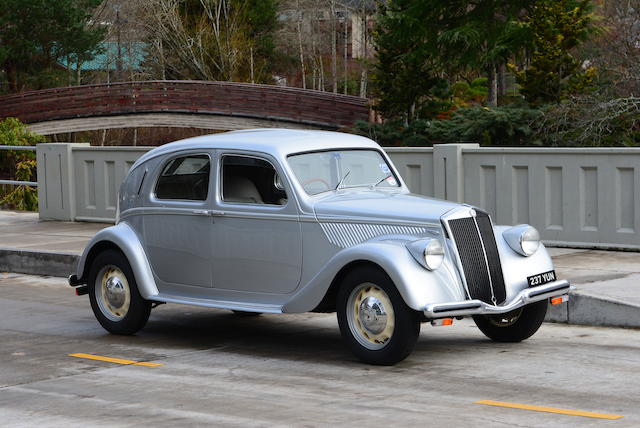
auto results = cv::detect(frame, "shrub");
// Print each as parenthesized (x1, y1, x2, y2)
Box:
(0, 117, 45, 211)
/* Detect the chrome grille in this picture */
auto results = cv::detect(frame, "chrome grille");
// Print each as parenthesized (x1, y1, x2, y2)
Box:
(445, 210, 506, 305)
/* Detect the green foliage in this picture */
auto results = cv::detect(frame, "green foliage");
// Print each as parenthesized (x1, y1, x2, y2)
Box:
(370, 0, 450, 123)
(0, 118, 44, 211)
(513, 0, 596, 105)
(0, 0, 105, 92)
(353, 105, 542, 146)
(426, 105, 542, 145)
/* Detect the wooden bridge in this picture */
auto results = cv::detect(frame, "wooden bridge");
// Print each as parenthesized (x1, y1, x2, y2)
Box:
(0, 81, 371, 135)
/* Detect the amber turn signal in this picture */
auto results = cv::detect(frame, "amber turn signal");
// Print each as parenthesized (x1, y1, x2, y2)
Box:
(551, 295, 569, 305)
(431, 318, 453, 327)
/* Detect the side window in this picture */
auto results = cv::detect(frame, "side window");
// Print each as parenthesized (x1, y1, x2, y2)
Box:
(155, 154, 210, 201)
(221, 155, 288, 206)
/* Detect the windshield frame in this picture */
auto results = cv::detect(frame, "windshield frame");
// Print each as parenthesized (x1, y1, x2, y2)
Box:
(286, 148, 402, 196)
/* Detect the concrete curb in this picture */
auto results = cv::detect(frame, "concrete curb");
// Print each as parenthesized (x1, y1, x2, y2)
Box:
(0, 248, 78, 278)
(546, 292, 640, 329)
(0, 248, 638, 329)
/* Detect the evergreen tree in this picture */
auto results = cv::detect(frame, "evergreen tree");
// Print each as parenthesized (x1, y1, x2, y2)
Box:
(371, 0, 449, 123)
(514, 0, 596, 105)
(0, 0, 105, 92)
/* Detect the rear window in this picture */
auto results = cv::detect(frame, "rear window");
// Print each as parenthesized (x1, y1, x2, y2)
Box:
(155, 155, 210, 201)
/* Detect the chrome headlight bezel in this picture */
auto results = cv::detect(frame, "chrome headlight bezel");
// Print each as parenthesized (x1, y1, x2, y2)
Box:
(503, 225, 540, 256)
(406, 238, 445, 270)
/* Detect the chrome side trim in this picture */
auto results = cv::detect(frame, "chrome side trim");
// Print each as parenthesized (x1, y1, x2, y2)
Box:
(423, 280, 571, 319)
(319, 222, 431, 248)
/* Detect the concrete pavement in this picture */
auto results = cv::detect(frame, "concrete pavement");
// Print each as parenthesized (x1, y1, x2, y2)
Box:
(0, 210, 638, 328)
(0, 273, 638, 427)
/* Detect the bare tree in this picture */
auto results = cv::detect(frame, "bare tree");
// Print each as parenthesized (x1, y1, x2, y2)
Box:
(330, 0, 338, 93)
(139, 0, 252, 81)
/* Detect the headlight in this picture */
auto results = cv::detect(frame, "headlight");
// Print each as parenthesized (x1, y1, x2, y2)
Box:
(406, 238, 445, 270)
(423, 239, 445, 270)
(503, 225, 540, 256)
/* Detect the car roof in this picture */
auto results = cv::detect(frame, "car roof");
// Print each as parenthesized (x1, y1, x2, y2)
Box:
(132, 129, 381, 169)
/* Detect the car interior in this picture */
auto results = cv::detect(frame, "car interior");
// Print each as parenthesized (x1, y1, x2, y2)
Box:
(155, 155, 210, 201)
(222, 155, 288, 205)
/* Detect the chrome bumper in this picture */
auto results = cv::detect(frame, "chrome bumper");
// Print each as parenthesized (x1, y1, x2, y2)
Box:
(424, 279, 571, 319)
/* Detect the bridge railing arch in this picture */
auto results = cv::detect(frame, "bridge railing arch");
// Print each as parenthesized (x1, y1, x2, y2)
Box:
(0, 81, 371, 132)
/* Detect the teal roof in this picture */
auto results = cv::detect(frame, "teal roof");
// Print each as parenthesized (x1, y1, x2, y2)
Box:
(60, 41, 148, 71)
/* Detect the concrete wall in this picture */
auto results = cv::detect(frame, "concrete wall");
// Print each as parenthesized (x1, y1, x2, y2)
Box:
(386, 145, 640, 250)
(37, 144, 150, 223)
(37, 143, 640, 250)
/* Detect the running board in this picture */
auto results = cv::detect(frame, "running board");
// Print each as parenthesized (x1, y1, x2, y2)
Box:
(150, 294, 283, 314)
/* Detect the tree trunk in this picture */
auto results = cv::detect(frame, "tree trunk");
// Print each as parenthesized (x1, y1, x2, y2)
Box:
(330, 0, 338, 93)
(497, 63, 507, 97)
(358, 4, 367, 97)
(487, 65, 498, 107)
(296, 4, 306, 89)
(6, 63, 19, 93)
(343, 19, 348, 94)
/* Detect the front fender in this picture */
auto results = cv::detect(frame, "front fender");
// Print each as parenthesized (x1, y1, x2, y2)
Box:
(282, 240, 466, 313)
(494, 225, 555, 301)
(77, 222, 159, 299)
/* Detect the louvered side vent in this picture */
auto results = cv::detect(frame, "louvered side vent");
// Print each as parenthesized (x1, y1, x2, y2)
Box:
(446, 211, 506, 305)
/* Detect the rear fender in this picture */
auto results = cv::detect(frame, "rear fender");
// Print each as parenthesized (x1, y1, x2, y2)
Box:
(76, 223, 159, 299)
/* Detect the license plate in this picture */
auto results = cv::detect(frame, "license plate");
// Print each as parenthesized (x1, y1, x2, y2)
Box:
(527, 270, 556, 287)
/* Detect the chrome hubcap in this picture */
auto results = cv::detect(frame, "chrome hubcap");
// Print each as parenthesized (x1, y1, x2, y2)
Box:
(96, 265, 131, 322)
(359, 296, 388, 335)
(347, 283, 395, 350)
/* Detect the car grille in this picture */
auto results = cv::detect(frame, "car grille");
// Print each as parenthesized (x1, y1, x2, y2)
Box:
(444, 211, 506, 305)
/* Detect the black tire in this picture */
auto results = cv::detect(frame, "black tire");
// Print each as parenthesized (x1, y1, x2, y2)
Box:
(337, 266, 421, 365)
(473, 300, 548, 342)
(232, 310, 262, 317)
(88, 249, 151, 335)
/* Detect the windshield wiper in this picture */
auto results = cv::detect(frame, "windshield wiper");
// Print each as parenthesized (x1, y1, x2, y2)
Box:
(335, 170, 351, 190)
(372, 174, 393, 188)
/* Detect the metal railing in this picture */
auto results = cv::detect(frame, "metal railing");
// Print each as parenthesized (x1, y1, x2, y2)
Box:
(0, 145, 38, 187)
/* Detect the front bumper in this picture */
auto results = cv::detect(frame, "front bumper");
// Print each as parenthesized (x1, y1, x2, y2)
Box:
(423, 279, 571, 319)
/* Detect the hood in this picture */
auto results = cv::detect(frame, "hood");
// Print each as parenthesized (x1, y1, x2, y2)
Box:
(312, 190, 463, 225)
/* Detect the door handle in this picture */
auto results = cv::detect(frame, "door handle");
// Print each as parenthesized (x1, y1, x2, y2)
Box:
(192, 209, 224, 217)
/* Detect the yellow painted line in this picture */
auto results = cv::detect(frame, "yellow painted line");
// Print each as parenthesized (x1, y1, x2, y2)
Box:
(69, 353, 163, 367)
(475, 400, 623, 420)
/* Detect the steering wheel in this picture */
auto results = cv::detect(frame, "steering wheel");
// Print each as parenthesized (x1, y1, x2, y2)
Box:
(302, 177, 331, 191)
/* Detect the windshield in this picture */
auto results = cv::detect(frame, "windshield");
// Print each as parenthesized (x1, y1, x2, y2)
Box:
(288, 150, 400, 195)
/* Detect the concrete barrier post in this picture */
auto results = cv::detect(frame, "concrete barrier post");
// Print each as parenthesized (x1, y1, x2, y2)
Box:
(36, 143, 90, 221)
(433, 143, 479, 202)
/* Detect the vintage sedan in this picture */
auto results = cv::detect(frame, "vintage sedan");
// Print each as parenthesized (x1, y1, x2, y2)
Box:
(70, 129, 571, 365)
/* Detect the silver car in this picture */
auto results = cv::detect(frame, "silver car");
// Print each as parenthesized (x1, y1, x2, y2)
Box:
(70, 129, 570, 365)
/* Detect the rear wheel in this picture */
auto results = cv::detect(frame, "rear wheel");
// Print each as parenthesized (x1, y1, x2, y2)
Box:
(472, 300, 548, 342)
(337, 266, 420, 365)
(88, 249, 151, 335)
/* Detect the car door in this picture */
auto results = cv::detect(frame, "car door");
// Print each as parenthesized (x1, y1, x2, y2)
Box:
(211, 152, 302, 294)
(142, 151, 214, 289)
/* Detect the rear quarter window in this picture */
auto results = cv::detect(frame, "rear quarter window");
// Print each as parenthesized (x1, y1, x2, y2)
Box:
(155, 154, 210, 201)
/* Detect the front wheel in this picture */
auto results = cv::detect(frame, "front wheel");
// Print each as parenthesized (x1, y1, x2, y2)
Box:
(473, 300, 548, 342)
(337, 266, 420, 365)
(88, 249, 151, 335)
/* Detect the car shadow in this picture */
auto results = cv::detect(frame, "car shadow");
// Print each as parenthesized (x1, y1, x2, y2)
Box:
(92, 306, 500, 367)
